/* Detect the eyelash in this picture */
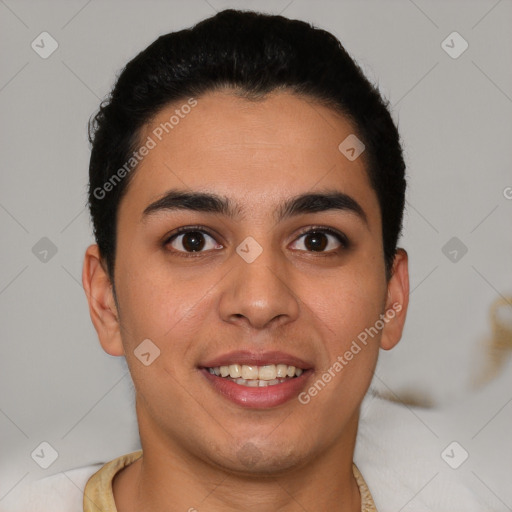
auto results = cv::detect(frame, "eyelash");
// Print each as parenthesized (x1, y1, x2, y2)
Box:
(163, 224, 349, 258)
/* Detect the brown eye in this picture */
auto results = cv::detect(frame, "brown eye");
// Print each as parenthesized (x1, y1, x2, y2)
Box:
(166, 229, 222, 253)
(182, 231, 206, 251)
(290, 228, 347, 253)
(303, 232, 328, 251)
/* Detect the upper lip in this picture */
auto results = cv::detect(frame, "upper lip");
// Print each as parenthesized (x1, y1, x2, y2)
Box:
(200, 350, 313, 370)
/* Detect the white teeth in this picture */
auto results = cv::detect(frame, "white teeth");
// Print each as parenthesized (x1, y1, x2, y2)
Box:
(258, 365, 276, 380)
(229, 364, 241, 378)
(208, 363, 305, 384)
(233, 377, 289, 387)
(276, 364, 288, 378)
(241, 365, 259, 380)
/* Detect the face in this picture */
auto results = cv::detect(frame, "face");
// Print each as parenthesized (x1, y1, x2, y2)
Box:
(84, 90, 408, 475)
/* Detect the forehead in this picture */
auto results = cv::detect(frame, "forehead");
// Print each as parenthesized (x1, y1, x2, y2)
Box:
(120, 90, 379, 225)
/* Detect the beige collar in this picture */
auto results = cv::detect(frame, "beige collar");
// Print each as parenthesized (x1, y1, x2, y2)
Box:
(83, 450, 377, 511)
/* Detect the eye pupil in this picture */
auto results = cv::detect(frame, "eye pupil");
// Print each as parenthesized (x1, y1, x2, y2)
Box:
(182, 231, 205, 252)
(305, 232, 327, 252)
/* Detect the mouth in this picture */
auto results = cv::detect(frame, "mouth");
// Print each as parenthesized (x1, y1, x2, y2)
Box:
(205, 363, 304, 387)
(198, 351, 313, 408)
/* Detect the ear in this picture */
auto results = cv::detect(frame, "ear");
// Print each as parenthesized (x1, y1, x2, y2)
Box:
(82, 244, 124, 356)
(380, 248, 409, 351)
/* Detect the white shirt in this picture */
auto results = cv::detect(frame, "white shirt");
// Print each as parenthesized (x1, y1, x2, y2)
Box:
(2, 390, 509, 511)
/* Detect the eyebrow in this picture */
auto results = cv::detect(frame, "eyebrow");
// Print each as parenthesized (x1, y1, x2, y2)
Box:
(142, 188, 368, 225)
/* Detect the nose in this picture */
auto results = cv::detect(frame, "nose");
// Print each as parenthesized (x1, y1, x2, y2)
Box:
(218, 242, 300, 331)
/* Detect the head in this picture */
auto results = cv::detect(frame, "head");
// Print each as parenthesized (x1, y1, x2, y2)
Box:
(83, 9, 409, 476)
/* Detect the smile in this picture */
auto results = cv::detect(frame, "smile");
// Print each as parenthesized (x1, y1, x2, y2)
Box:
(207, 364, 303, 387)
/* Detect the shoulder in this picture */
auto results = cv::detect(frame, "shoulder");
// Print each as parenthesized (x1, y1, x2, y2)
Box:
(1, 463, 103, 512)
(355, 392, 509, 511)
(2, 450, 144, 512)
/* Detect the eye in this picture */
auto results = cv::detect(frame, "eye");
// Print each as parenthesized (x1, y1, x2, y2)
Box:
(165, 227, 223, 253)
(290, 228, 348, 253)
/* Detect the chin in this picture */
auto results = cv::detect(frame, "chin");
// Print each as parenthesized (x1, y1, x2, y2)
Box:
(207, 439, 311, 477)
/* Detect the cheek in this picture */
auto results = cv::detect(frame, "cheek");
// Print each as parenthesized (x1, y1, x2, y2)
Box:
(114, 259, 204, 346)
(115, 265, 210, 409)
(306, 267, 386, 341)
(296, 280, 383, 443)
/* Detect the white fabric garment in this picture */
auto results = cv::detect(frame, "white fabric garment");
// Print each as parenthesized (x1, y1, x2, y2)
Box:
(2, 367, 510, 512)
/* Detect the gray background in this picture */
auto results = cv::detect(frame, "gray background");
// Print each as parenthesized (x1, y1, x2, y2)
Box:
(1, 0, 511, 506)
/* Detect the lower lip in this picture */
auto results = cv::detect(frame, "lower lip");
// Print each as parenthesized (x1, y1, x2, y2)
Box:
(200, 368, 311, 409)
